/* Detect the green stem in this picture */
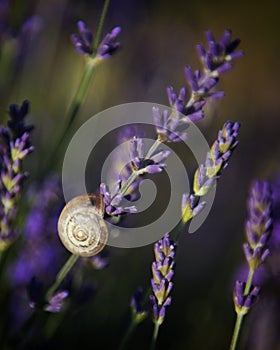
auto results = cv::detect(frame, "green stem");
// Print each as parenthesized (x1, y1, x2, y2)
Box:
(145, 139, 161, 159)
(229, 313, 244, 350)
(229, 267, 255, 350)
(171, 219, 187, 241)
(150, 321, 160, 350)
(93, 0, 111, 53)
(44, 0, 111, 172)
(118, 319, 137, 350)
(244, 267, 254, 295)
(45, 254, 79, 300)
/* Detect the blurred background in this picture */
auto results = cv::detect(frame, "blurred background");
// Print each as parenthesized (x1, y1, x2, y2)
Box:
(0, 0, 280, 349)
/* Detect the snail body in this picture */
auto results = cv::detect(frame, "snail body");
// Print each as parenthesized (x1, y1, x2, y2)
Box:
(58, 194, 108, 257)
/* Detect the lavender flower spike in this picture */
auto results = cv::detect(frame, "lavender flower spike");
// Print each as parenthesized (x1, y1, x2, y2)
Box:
(160, 30, 243, 136)
(243, 181, 273, 271)
(150, 233, 176, 326)
(0, 100, 34, 249)
(193, 121, 240, 196)
(233, 281, 260, 316)
(71, 20, 121, 59)
(181, 121, 240, 224)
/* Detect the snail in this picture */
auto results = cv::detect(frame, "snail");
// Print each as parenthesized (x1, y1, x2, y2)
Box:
(57, 194, 108, 257)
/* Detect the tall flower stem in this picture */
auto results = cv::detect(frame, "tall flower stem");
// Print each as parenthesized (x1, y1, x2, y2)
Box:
(229, 267, 255, 350)
(118, 319, 138, 350)
(229, 313, 243, 350)
(44, 0, 111, 171)
(45, 254, 79, 300)
(151, 321, 160, 350)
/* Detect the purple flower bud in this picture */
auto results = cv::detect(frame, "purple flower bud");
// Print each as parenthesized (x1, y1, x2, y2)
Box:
(233, 280, 260, 315)
(150, 233, 176, 325)
(45, 290, 69, 313)
(97, 26, 121, 59)
(71, 20, 93, 55)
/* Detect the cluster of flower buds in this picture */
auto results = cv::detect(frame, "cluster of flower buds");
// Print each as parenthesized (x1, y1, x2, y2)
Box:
(0, 100, 34, 249)
(181, 121, 240, 223)
(153, 30, 243, 143)
(71, 20, 121, 59)
(149, 233, 176, 326)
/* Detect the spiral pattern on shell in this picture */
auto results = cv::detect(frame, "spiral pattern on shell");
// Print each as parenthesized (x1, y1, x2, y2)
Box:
(57, 194, 108, 257)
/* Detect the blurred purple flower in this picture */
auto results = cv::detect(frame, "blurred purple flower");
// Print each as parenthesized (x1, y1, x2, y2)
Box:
(86, 249, 109, 270)
(71, 20, 121, 59)
(97, 26, 121, 59)
(71, 20, 93, 55)
(9, 175, 65, 287)
(0, 100, 34, 249)
(27, 277, 68, 313)
(45, 290, 69, 313)
(130, 287, 148, 323)
(243, 181, 272, 271)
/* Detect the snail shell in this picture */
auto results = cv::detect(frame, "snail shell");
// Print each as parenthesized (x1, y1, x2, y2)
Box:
(57, 194, 108, 257)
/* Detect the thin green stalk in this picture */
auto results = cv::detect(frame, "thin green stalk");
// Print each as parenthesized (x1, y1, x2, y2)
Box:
(44, 0, 111, 172)
(244, 267, 254, 295)
(93, 0, 111, 52)
(229, 267, 255, 350)
(118, 319, 138, 350)
(229, 313, 244, 350)
(150, 321, 160, 350)
(45, 254, 79, 300)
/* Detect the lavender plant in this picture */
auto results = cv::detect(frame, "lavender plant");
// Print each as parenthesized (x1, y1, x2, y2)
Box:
(0, 100, 34, 252)
(230, 181, 273, 350)
(150, 233, 176, 348)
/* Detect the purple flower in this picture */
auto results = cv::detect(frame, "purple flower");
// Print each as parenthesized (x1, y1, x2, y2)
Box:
(27, 277, 68, 313)
(153, 107, 189, 143)
(100, 136, 170, 217)
(232, 181, 273, 322)
(233, 281, 260, 315)
(130, 287, 148, 323)
(243, 181, 273, 271)
(126, 137, 170, 175)
(156, 30, 242, 143)
(100, 181, 137, 217)
(197, 29, 243, 72)
(71, 20, 93, 55)
(8, 175, 65, 287)
(45, 290, 69, 313)
(181, 193, 206, 223)
(0, 100, 34, 249)
(150, 233, 176, 326)
(182, 121, 240, 223)
(86, 249, 109, 270)
(71, 20, 121, 59)
(193, 121, 240, 196)
(97, 26, 121, 59)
